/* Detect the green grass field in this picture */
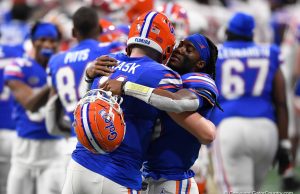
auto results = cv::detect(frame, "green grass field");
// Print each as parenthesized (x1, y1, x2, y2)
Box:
(262, 168, 300, 193)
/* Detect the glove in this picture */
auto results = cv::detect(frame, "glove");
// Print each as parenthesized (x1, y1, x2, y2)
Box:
(274, 139, 293, 175)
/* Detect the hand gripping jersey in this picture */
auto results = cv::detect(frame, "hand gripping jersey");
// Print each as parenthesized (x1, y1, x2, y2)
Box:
(48, 39, 113, 136)
(210, 41, 281, 125)
(0, 45, 24, 130)
(4, 57, 58, 139)
(72, 52, 182, 190)
(143, 73, 219, 180)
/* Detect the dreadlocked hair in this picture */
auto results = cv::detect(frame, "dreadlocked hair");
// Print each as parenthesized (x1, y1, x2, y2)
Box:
(202, 36, 218, 80)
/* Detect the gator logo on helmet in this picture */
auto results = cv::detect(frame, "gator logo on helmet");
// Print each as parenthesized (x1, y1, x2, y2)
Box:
(99, 110, 118, 141)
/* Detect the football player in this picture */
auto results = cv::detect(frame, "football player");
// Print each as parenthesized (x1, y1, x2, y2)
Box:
(45, 6, 114, 164)
(4, 22, 65, 194)
(210, 12, 289, 192)
(62, 11, 182, 194)
(0, 44, 24, 194)
(90, 33, 219, 194)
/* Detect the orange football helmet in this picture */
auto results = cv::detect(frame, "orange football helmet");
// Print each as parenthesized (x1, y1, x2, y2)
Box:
(73, 89, 126, 154)
(99, 19, 129, 43)
(157, 2, 190, 42)
(127, 11, 176, 62)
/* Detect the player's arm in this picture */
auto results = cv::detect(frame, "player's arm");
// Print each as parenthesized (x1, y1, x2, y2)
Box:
(85, 55, 118, 81)
(6, 80, 50, 112)
(45, 87, 71, 137)
(168, 111, 216, 144)
(272, 68, 290, 174)
(102, 80, 200, 113)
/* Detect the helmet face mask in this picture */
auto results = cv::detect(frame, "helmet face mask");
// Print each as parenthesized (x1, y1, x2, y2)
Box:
(127, 11, 176, 63)
(73, 89, 126, 154)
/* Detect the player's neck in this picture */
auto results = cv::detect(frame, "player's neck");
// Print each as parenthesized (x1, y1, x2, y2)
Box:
(130, 48, 147, 58)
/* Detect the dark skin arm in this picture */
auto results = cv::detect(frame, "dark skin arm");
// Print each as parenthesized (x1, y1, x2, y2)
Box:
(272, 68, 288, 140)
(101, 80, 215, 144)
(6, 80, 50, 112)
(86, 55, 117, 79)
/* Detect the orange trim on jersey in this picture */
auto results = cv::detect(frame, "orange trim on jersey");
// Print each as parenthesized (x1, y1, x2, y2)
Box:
(175, 180, 180, 194)
(186, 178, 191, 194)
(157, 85, 178, 89)
(127, 189, 131, 194)
(164, 73, 180, 79)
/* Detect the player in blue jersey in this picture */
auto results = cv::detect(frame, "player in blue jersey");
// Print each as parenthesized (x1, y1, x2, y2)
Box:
(92, 33, 219, 194)
(45, 6, 114, 162)
(207, 12, 290, 192)
(62, 11, 182, 194)
(4, 22, 66, 194)
(0, 44, 24, 194)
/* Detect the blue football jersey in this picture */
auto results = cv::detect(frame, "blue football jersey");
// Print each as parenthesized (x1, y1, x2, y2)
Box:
(0, 44, 24, 130)
(48, 39, 113, 136)
(4, 57, 58, 139)
(295, 79, 300, 97)
(143, 73, 218, 180)
(210, 41, 281, 125)
(0, 21, 30, 46)
(72, 52, 182, 190)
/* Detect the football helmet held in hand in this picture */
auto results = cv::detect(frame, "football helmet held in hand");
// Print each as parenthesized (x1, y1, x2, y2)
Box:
(73, 89, 126, 154)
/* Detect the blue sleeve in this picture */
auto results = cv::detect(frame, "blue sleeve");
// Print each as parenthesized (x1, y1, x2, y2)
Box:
(3, 59, 25, 82)
(182, 73, 219, 108)
(295, 79, 300, 96)
(152, 69, 182, 92)
(0, 69, 3, 93)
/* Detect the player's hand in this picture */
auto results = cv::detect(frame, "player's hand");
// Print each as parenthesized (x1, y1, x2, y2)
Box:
(273, 140, 293, 175)
(101, 80, 123, 96)
(86, 55, 118, 79)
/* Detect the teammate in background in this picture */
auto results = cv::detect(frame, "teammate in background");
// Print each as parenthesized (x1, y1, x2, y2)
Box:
(45, 6, 114, 157)
(276, 6, 300, 190)
(209, 12, 289, 192)
(4, 22, 65, 194)
(62, 11, 181, 194)
(98, 18, 127, 53)
(0, 44, 24, 194)
(0, 2, 31, 46)
(98, 33, 219, 194)
(156, 2, 190, 44)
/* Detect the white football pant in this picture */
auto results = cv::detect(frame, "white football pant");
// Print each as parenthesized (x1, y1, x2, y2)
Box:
(212, 117, 278, 193)
(62, 159, 141, 194)
(0, 130, 16, 194)
(7, 137, 66, 194)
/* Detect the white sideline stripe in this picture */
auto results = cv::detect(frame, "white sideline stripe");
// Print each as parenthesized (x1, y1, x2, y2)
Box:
(159, 78, 182, 85)
(141, 11, 157, 38)
(82, 103, 104, 154)
(186, 76, 216, 86)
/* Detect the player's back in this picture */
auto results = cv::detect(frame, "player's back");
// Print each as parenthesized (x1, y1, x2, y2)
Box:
(143, 73, 218, 180)
(211, 41, 280, 125)
(48, 39, 112, 132)
(72, 52, 182, 190)
(0, 45, 24, 130)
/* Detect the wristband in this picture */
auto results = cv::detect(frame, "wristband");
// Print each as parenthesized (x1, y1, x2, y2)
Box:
(123, 81, 154, 102)
(280, 139, 292, 150)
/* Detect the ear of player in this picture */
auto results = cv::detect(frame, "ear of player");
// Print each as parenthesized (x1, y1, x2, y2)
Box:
(73, 89, 126, 154)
